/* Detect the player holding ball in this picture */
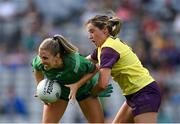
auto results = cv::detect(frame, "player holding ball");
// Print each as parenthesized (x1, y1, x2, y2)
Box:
(31, 34, 113, 123)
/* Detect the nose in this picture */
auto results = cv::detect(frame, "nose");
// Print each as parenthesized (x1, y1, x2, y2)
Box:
(88, 34, 93, 40)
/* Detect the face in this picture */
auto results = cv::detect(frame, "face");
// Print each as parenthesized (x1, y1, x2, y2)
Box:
(38, 49, 62, 70)
(86, 23, 108, 47)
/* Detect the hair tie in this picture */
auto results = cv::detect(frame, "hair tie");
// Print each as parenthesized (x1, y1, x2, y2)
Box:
(53, 35, 58, 41)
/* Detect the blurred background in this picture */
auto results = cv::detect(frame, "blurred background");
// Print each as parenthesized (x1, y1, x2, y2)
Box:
(0, 0, 180, 123)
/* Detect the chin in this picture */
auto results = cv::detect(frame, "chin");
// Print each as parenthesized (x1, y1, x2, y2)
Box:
(95, 44, 100, 47)
(44, 66, 50, 70)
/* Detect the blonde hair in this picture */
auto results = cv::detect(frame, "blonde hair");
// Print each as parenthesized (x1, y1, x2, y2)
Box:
(86, 15, 122, 37)
(39, 35, 78, 56)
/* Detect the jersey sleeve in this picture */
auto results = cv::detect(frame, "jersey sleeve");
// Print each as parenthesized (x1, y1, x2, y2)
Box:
(90, 48, 98, 61)
(100, 47, 120, 69)
(31, 55, 42, 71)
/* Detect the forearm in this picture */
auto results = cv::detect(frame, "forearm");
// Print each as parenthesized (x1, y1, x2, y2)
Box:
(34, 69, 44, 85)
(75, 66, 99, 88)
(86, 55, 98, 64)
(91, 68, 111, 97)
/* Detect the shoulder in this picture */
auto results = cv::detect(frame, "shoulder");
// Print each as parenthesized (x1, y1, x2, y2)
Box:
(64, 52, 87, 62)
(63, 52, 92, 73)
(101, 37, 120, 52)
(63, 52, 79, 64)
(103, 37, 120, 47)
(102, 37, 131, 54)
(63, 52, 81, 70)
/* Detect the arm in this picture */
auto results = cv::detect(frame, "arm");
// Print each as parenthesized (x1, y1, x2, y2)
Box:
(33, 69, 50, 105)
(86, 54, 111, 96)
(65, 64, 99, 100)
(90, 68, 111, 97)
(88, 47, 120, 97)
(86, 54, 98, 64)
(33, 69, 44, 85)
(86, 54, 111, 97)
(86, 49, 98, 64)
(74, 64, 99, 88)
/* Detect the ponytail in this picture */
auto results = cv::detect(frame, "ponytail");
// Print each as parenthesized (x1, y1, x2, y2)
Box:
(53, 34, 78, 54)
(107, 17, 122, 37)
(86, 15, 122, 37)
(39, 34, 78, 56)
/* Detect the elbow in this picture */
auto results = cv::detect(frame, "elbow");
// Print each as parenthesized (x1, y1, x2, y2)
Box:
(95, 65, 100, 73)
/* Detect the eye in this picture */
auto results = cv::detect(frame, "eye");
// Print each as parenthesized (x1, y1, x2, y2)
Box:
(90, 29, 94, 33)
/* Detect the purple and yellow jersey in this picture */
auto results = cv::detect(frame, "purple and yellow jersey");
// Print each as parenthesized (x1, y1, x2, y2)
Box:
(91, 37, 154, 95)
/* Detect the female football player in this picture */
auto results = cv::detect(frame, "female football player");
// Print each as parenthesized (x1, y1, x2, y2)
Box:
(31, 34, 112, 123)
(67, 15, 162, 123)
(86, 14, 162, 123)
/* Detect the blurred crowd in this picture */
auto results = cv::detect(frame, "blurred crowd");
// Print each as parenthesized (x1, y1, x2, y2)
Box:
(0, 0, 180, 123)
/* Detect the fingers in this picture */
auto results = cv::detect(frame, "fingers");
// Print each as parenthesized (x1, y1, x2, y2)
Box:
(108, 84, 112, 86)
(68, 90, 72, 99)
(97, 84, 113, 97)
(65, 84, 70, 88)
(65, 84, 73, 99)
(34, 94, 38, 97)
(34, 92, 50, 105)
(107, 84, 112, 88)
(41, 100, 51, 105)
(106, 89, 113, 93)
(44, 102, 49, 105)
(69, 94, 76, 105)
(34, 92, 38, 97)
(104, 94, 111, 97)
(65, 84, 77, 101)
(68, 91, 76, 101)
(71, 96, 76, 101)
(106, 84, 113, 90)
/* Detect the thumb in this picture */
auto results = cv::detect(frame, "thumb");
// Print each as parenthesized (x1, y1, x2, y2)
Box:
(65, 84, 70, 88)
(68, 90, 76, 100)
(68, 90, 72, 99)
(34, 92, 38, 97)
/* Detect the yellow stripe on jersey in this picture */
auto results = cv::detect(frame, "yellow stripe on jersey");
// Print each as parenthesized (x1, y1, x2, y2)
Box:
(98, 37, 154, 95)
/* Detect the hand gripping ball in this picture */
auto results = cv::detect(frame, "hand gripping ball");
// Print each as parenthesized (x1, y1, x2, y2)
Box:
(37, 79, 61, 103)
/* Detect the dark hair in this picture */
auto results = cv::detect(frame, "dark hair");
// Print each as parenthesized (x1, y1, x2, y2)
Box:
(86, 15, 122, 37)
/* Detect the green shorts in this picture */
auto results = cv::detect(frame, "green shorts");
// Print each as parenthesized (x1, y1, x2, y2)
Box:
(59, 73, 98, 101)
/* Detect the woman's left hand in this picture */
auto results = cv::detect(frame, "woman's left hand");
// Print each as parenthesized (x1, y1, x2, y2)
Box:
(65, 83, 79, 100)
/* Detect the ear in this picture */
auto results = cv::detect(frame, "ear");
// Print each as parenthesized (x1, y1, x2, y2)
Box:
(55, 53, 61, 58)
(102, 28, 109, 35)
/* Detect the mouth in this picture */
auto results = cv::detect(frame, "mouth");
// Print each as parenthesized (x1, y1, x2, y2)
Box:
(44, 65, 49, 70)
(92, 40, 96, 44)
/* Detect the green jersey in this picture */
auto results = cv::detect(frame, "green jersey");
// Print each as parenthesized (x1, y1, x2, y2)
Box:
(32, 52, 96, 84)
(32, 52, 98, 101)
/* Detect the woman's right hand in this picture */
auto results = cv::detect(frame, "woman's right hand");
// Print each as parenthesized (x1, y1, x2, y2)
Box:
(97, 83, 113, 97)
(34, 91, 50, 105)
